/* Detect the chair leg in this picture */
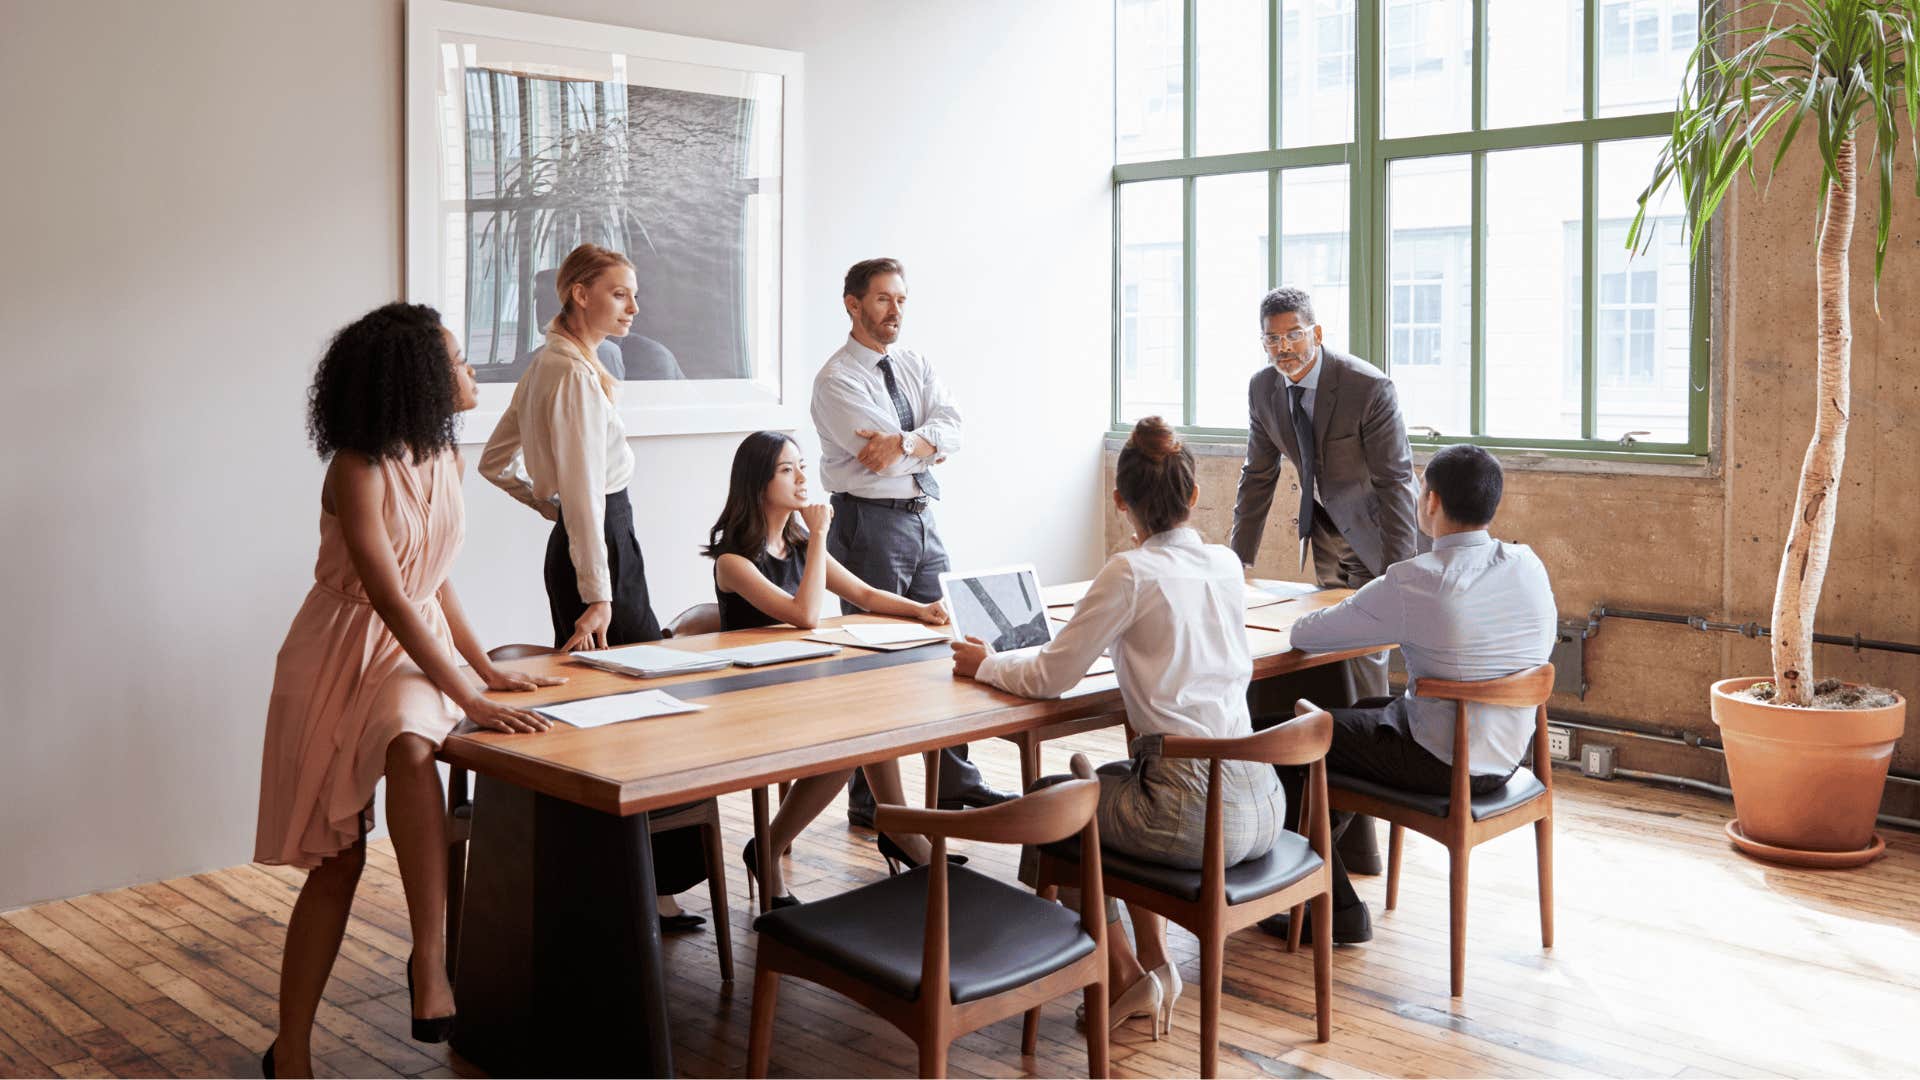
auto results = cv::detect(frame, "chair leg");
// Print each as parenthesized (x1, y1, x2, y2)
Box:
(1083, 978, 1109, 1079)
(1199, 926, 1224, 1078)
(702, 818, 734, 983)
(918, 1036, 950, 1078)
(777, 781, 793, 854)
(1312, 889, 1333, 1042)
(751, 786, 772, 914)
(1019, 735, 1041, 792)
(746, 963, 780, 1077)
(1022, 1004, 1041, 1057)
(1386, 823, 1404, 911)
(1448, 845, 1470, 997)
(1535, 816, 1555, 949)
(1286, 903, 1303, 953)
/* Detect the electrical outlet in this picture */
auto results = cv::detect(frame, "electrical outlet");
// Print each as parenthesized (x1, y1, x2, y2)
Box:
(1546, 725, 1573, 761)
(1581, 743, 1617, 779)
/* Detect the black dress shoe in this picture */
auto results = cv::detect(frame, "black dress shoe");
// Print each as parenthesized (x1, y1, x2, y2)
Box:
(261, 1042, 276, 1078)
(1337, 814, 1384, 875)
(847, 803, 877, 830)
(406, 951, 455, 1043)
(941, 784, 1017, 810)
(1256, 901, 1373, 945)
(741, 838, 801, 907)
(659, 912, 708, 934)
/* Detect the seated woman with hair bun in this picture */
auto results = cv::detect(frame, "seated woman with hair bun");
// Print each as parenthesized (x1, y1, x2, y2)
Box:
(951, 415, 1286, 1037)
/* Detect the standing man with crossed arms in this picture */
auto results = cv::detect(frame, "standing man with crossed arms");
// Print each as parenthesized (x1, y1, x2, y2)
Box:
(811, 258, 1014, 826)
(1231, 286, 1427, 876)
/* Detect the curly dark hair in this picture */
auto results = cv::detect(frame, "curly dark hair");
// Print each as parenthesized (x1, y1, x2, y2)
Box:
(307, 302, 459, 462)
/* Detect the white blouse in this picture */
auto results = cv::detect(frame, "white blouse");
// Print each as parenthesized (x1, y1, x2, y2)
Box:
(479, 330, 635, 604)
(975, 527, 1255, 740)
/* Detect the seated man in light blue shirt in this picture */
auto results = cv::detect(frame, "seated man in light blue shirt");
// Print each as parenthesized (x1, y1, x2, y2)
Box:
(1258, 443, 1557, 945)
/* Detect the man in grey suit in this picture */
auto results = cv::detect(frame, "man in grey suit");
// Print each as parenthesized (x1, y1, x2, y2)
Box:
(1232, 286, 1426, 877)
(1230, 285, 1425, 695)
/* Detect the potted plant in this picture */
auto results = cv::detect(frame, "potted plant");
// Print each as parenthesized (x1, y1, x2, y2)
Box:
(1633, 0, 1911, 866)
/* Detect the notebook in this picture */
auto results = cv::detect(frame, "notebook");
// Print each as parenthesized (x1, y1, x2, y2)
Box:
(570, 644, 732, 679)
(706, 640, 842, 667)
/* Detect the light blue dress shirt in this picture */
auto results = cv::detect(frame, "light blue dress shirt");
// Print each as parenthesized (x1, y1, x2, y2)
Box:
(1287, 529, 1558, 775)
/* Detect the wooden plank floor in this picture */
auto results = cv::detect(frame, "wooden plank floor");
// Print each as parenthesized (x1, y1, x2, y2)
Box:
(4, 727, 1918, 1078)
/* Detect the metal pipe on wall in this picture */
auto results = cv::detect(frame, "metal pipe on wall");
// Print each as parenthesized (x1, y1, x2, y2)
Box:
(1588, 605, 1920, 656)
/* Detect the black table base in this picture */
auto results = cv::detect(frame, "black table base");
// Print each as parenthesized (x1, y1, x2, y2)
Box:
(451, 775, 672, 1077)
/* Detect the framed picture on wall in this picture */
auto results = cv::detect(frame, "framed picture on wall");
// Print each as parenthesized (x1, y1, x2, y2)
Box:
(405, 0, 804, 440)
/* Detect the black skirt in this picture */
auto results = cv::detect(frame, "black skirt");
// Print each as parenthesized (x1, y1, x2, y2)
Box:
(544, 490, 703, 895)
(545, 490, 663, 648)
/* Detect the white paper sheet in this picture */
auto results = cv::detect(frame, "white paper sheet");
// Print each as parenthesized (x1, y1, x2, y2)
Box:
(1251, 579, 1320, 598)
(571, 643, 730, 677)
(707, 641, 841, 666)
(534, 690, 706, 729)
(844, 623, 950, 646)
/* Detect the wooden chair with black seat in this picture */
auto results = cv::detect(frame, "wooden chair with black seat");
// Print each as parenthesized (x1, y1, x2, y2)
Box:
(1032, 703, 1337, 1078)
(444, 642, 734, 984)
(748, 754, 1112, 1079)
(1322, 663, 1555, 997)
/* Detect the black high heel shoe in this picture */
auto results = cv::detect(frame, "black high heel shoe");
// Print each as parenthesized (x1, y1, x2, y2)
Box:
(261, 1042, 276, 1078)
(741, 837, 802, 909)
(876, 832, 969, 876)
(406, 951, 456, 1044)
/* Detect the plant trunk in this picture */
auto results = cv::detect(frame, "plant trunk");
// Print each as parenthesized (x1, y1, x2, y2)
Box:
(1769, 135, 1856, 707)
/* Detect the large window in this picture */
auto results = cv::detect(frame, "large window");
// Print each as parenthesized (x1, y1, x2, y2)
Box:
(1113, 0, 1707, 458)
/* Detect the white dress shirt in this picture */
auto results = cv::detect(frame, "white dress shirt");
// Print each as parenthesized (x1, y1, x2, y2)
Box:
(1287, 349, 1323, 421)
(1288, 530, 1558, 775)
(810, 337, 962, 499)
(975, 528, 1255, 741)
(478, 330, 635, 604)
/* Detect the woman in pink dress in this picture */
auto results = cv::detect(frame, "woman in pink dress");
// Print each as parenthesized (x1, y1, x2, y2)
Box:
(254, 303, 563, 1078)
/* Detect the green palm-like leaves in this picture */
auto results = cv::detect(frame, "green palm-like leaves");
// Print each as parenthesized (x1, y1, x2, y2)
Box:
(1631, 0, 1920, 298)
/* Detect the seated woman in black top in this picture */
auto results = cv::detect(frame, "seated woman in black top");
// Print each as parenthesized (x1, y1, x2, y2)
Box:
(707, 431, 952, 904)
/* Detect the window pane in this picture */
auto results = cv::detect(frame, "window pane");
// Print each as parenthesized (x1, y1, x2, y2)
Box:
(1279, 164, 1351, 348)
(1281, 0, 1355, 147)
(1383, 0, 1472, 138)
(1484, 145, 1582, 438)
(1595, 137, 1691, 441)
(1119, 180, 1186, 422)
(1194, 172, 1272, 426)
(1197, 0, 1268, 156)
(1388, 156, 1472, 434)
(1487, 0, 1583, 128)
(1596, 0, 1697, 117)
(1118, 0, 1185, 162)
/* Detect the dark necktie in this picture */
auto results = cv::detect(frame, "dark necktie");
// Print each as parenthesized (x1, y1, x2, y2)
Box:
(877, 355, 939, 499)
(1288, 382, 1316, 545)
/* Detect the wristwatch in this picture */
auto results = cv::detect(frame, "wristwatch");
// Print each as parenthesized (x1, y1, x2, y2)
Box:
(899, 430, 919, 457)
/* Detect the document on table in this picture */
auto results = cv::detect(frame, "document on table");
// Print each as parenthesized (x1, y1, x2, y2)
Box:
(534, 690, 706, 729)
(571, 644, 732, 678)
(843, 623, 950, 647)
(1041, 581, 1091, 608)
(1251, 579, 1319, 598)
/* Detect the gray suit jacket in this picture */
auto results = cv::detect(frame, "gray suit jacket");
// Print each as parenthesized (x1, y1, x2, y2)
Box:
(1228, 348, 1424, 576)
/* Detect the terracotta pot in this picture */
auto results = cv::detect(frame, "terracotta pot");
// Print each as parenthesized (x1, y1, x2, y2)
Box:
(1710, 676, 1907, 853)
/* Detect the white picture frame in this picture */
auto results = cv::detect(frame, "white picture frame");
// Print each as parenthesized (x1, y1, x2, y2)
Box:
(405, 0, 805, 441)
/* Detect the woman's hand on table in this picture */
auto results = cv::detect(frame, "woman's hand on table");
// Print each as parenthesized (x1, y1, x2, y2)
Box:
(916, 599, 950, 625)
(460, 695, 553, 734)
(950, 635, 988, 679)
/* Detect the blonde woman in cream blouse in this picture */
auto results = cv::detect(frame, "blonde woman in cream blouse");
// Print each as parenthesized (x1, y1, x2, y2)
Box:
(479, 243, 709, 928)
(951, 416, 1287, 1038)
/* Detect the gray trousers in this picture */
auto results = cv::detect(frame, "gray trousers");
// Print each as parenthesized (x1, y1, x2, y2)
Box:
(1308, 508, 1389, 699)
(827, 494, 990, 802)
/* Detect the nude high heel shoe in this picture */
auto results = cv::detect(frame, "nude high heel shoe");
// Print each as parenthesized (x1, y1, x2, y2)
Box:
(1075, 969, 1165, 1039)
(1148, 962, 1183, 1038)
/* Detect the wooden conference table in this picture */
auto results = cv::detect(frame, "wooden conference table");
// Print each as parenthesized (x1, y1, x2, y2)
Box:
(440, 583, 1374, 1076)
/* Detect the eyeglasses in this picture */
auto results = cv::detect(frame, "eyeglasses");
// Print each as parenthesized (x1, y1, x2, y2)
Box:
(1260, 327, 1314, 348)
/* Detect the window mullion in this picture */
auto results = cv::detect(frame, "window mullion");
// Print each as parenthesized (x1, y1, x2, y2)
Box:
(1183, 0, 1197, 159)
(1470, 150, 1487, 437)
(1270, 168, 1282, 291)
(1582, 139, 1599, 440)
(1270, 0, 1282, 150)
(1183, 175, 1198, 427)
(1472, 0, 1487, 131)
(1353, 0, 1382, 368)
(1584, 0, 1599, 120)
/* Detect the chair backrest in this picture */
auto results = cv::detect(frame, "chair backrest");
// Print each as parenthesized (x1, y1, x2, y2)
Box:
(1154, 706, 1336, 908)
(874, 754, 1106, 1023)
(1410, 663, 1556, 824)
(487, 643, 559, 661)
(664, 602, 722, 639)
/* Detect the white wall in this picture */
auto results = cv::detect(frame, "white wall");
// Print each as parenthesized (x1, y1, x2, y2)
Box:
(0, 0, 1113, 911)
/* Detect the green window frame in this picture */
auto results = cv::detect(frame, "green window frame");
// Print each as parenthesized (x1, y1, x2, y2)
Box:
(1111, 0, 1711, 462)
